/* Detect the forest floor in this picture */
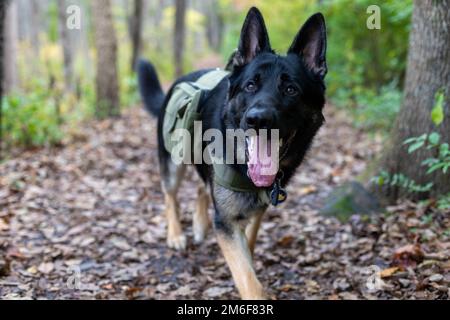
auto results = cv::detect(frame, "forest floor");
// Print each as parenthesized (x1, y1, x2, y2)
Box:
(0, 106, 449, 300)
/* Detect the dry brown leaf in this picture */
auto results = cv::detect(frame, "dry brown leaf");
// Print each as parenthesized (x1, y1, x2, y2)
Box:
(380, 267, 399, 278)
(0, 218, 9, 231)
(392, 243, 424, 268)
(277, 235, 295, 247)
(299, 186, 317, 195)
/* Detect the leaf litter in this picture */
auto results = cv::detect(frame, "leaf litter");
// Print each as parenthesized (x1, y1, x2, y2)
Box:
(0, 107, 448, 300)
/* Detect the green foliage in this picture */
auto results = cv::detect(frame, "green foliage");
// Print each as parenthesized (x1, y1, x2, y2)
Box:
(373, 106, 449, 200)
(350, 83, 402, 131)
(324, 0, 411, 132)
(2, 91, 62, 148)
(437, 194, 450, 210)
(373, 132, 450, 196)
(431, 89, 445, 126)
(324, 0, 412, 96)
(47, 2, 59, 43)
(404, 132, 450, 175)
(371, 170, 433, 194)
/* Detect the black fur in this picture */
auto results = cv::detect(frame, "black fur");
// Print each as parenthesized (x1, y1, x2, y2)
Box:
(138, 7, 327, 230)
(137, 59, 165, 117)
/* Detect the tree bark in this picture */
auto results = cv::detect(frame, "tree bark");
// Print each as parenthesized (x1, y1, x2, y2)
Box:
(3, 0, 18, 94)
(128, 0, 143, 71)
(92, 0, 120, 119)
(174, 0, 186, 78)
(377, 0, 450, 202)
(205, 0, 223, 52)
(0, 0, 9, 159)
(58, 0, 75, 93)
(30, 0, 40, 55)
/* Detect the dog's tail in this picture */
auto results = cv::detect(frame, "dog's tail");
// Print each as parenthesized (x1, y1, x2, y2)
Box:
(137, 59, 165, 117)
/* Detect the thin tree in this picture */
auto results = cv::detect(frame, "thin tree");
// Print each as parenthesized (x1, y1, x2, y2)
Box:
(58, 0, 75, 93)
(92, 0, 120, 118)
(204, 0, 223, 52)
(3, 0, 18, 94)
(0, 0, 9, 159)
(377, 0, 450, 201)
(174, 0, 186, 78)
(30, 0, 40, 55)
(128, 0, 143, 71)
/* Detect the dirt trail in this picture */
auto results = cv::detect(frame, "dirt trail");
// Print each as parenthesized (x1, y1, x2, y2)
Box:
(0, 107, 448, 300)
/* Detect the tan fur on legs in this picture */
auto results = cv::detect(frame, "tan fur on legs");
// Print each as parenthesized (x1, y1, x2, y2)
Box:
(164, 192, 186, 250)
(217, 230, 266, 300)
(162, 163, 186, 250)
(245, 212, 264, 256)
(193, 186, 210, 243)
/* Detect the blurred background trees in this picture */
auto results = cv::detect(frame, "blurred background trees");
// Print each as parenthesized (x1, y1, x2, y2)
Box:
(3, 0, 18, 95)
(0, 0, 9, 159)
(0, 0, 448, 206)
(174, 0, 187, 78)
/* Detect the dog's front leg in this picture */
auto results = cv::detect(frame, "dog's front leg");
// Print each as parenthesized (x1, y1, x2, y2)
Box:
(216, 224, 265, 300)
(245, 211, 264, 256)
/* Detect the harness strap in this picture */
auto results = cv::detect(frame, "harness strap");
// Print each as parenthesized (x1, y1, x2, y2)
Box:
(195, 69, 230, 89)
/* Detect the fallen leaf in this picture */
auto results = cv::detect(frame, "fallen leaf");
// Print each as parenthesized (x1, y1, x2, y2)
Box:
(125, 287, 143, 299)
(204, 287, 232, 298)
(38, 262, 54, 274)
(299, 186, 317, 195)
(392, 243, 424, 268)
(279, 284, 296, 292)
(277, 235, 295, 247)
(0, 218, 9, 231)
(26, 266, 38, 274)
(173, 285, 192, 297)
(428, 274, 443, 282)
(111, 237, 131, 251)
(380, 267, 399, 278)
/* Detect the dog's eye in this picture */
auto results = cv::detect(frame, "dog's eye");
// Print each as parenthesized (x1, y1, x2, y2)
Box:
(245, 81, 257, 93)
(284, 85, 298, 96)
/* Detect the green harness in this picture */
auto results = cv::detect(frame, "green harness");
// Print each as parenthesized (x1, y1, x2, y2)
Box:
(163, 69, 286, 206)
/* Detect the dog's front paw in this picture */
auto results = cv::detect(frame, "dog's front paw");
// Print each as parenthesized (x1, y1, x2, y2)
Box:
(167, 234, 187, 250)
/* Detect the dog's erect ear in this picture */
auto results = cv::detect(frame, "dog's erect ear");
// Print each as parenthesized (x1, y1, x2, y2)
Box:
(288, 13, 327, 79)
(233, 7, 271, 67)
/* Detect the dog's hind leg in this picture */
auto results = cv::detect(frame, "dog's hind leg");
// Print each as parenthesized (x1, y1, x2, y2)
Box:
(162, 161, 187, 250)
(193, 185, 210, 243)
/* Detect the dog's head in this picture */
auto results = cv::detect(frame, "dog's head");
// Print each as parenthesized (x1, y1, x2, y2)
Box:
(224, 7, 328, 187)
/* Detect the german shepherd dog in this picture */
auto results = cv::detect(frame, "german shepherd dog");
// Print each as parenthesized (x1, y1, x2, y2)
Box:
(138, 7, 327, 299)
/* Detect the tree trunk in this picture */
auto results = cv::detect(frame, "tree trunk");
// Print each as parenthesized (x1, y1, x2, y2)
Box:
(377, 0, 450, 202)
(30, 0, 40, 55)
(0, 0, 9, 159)
(92, 0, 120, 119)
(174, 0, 186, 78)
(3, 0, 18, 94)
(128, 0, 143, 71)
(205, 0, 223, 52)
(58, 0, 75, 93)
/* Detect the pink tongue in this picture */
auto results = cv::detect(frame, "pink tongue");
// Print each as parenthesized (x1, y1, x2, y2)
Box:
(247, 136, 279, 187)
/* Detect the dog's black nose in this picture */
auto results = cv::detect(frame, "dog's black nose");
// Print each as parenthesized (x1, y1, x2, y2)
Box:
(245, 108, 275, 130)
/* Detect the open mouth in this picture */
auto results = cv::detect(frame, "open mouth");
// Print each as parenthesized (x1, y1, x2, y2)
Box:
(245, 135, 284, 187)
